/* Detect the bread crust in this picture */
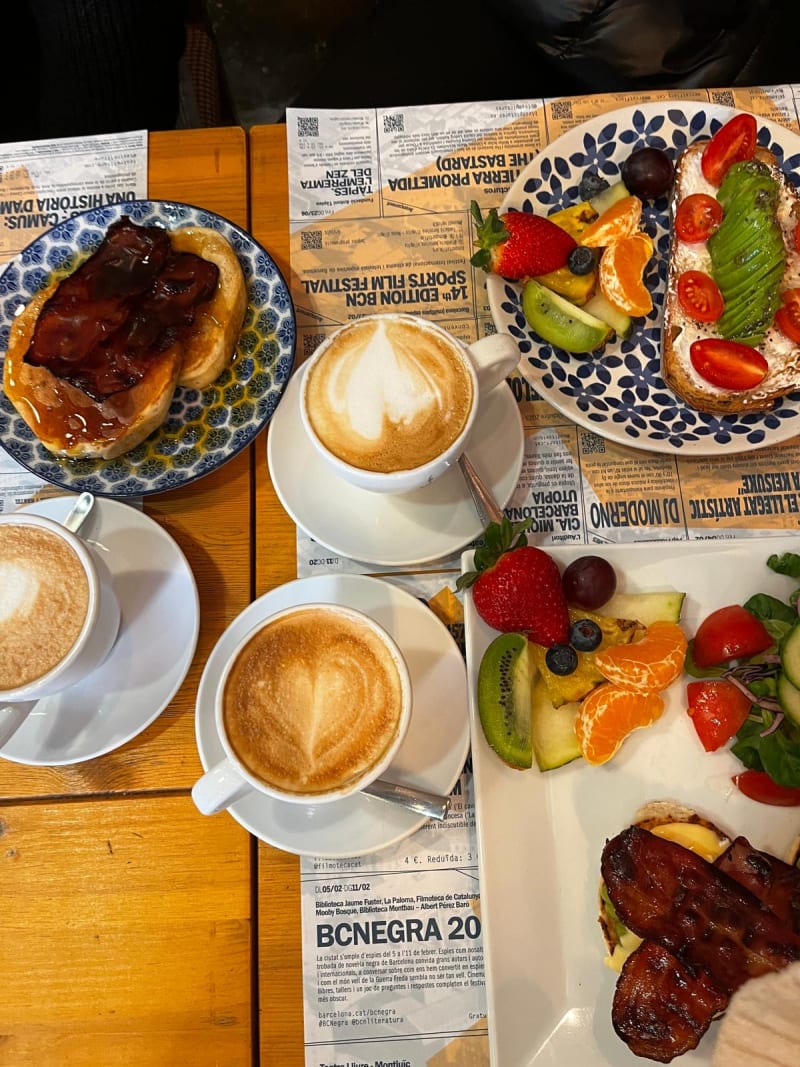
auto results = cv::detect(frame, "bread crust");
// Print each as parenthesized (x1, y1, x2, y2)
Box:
(662, 142, 800, 414)
(1, 223, 246, 459)
(169, 226, 247, 390)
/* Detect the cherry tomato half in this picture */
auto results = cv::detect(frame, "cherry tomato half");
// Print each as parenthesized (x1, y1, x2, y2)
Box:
(733, 770, 800, 806)
(674, 194, 723, 243)
(692, 604, 773, 669)
(701, 113, 758, 186)
(690, 338, 768, 392)
(687, 680, 752, 752)
(775, 288, 800, 345)
(677, 271, 724, 323)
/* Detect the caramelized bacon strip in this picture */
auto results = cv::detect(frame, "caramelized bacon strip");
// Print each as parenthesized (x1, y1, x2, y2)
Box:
(612, 941, 728, 1063)
(602, 826, 800, 996)
(716, 836, 800, 934)
(25, 217, 218, 400)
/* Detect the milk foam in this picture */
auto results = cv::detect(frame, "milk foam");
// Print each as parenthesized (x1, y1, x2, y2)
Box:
(223, 607, 405, 795)
(305, 317, 474, 474)
(0, 524, 90, 691)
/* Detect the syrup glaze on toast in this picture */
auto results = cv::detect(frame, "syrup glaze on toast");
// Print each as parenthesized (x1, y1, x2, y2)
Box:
(2, 217, 246, 459)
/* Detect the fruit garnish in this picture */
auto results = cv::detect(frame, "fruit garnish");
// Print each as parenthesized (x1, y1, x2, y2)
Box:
(546, 644, 579, 676)
(562, 555, 617, 610)
(469, 201, 576, 280)
(579, 171, 610, 201)
(775, 288, 800, 345)
(570, 618, 603, 652)
(567, 246, 597, 276)
(620, 147, 675, 200)
(594, 620, 687, 692)
(457, 518, 570, 648)
(576, 683, 666, 765)
(578, 195, 642, 248)
(598, 232, 654, 317)
(522, 279, 611, 354)
(477, 632, 533, 769)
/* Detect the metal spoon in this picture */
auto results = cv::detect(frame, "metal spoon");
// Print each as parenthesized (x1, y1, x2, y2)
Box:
(362, 778, 451, 821)
(62, 491, 95, 534)
(458, 453, 504, 526)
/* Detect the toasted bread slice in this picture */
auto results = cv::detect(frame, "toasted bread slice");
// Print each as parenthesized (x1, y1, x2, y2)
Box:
(662, 142, 800, 414)
(3, 278, 183, 460)
(169, 226, 247, 390)
(2, 221, 246, 459)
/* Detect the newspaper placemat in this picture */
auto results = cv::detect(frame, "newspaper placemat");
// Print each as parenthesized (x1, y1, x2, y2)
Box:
(0, 129, 147, 512)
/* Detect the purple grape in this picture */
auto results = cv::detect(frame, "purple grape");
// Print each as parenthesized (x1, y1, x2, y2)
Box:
(562, 556, 617, 610)
(621, 148, 675, 200)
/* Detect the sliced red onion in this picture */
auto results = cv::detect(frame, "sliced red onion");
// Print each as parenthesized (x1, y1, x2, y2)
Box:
(760, 712, 785, 737)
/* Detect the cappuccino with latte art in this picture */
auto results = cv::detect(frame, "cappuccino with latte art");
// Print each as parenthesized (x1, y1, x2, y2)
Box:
(0, 523, 90, 690)
(221, 604, 410, 799)
(304, 315, 474, 475)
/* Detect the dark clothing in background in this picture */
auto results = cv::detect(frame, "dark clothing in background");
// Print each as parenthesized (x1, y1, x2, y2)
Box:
(293, 0, 794, 111)
(5, 0, 186, 143)
(495, 0, 790, 94)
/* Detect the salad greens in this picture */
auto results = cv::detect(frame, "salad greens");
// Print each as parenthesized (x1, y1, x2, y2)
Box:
(686, 552, 800, 789)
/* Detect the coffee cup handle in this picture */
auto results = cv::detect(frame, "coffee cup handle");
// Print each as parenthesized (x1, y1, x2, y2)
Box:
(0, 700, 37, 748)
(466, 332, 520, 395)
(191, 757, 253, 816)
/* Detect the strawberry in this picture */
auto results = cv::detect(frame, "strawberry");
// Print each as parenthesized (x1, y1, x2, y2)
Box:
(469, 200, 576, 280)
(457, 518, 570, 647)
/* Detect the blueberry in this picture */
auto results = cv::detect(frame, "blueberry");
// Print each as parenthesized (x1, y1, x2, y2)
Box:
(567, 246, 597, 276)
(578, 171, 610, 202)
(570, 618, 603, 652)
(545, 643, 579, 676)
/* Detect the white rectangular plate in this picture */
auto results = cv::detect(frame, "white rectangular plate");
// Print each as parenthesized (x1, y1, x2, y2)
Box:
(464, 537, 800, 1067)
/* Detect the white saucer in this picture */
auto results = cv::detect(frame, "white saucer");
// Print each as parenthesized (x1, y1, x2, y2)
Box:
(267, 365, 525, 567)
(1, 496, 199, 766)
(195, 573, 470, 857)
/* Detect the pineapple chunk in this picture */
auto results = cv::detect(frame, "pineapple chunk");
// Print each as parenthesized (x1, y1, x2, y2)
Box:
(530, 608, 645, 707)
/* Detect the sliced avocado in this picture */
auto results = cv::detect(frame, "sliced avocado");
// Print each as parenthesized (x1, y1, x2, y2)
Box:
(589, 179, 630, 216)
(583, 292, 633, 340)
(477, 633, 533, 769)
(601, 590, 685, 626)
(530, 675, 582, 771)
(707, 161, 785, 347)
(522, 279, 612, 354)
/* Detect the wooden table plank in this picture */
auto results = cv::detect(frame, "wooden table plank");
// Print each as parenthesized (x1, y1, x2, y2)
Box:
(0, 128, 252, 801)
(0, 795, 252, 1066)
(249, 123, 306, 1067)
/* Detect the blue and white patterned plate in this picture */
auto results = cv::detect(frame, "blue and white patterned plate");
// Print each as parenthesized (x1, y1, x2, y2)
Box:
(487, 102, 800, 455)
(0, 200, 296, 495)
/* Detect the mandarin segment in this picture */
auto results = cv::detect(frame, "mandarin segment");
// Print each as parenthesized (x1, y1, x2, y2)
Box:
(575, 683, 666, 765)
(578, 195, 643, 248)
(594, 620, 688, 692)
(598, 232, 655, 317)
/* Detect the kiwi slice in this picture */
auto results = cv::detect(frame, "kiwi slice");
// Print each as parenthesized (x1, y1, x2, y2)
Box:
(477, 633, 533, 769)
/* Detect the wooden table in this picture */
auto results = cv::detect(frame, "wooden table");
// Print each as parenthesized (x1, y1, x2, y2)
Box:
(0, 125, 286, 1067)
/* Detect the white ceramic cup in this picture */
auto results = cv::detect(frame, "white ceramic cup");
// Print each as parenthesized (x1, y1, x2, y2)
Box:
(0, 512, 121, 747)
(192, 602, 413, 815)
(299, 313, 519, 494)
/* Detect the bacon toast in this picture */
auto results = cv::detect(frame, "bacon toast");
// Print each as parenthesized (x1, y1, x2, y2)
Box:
(2, 220, 246, 460)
